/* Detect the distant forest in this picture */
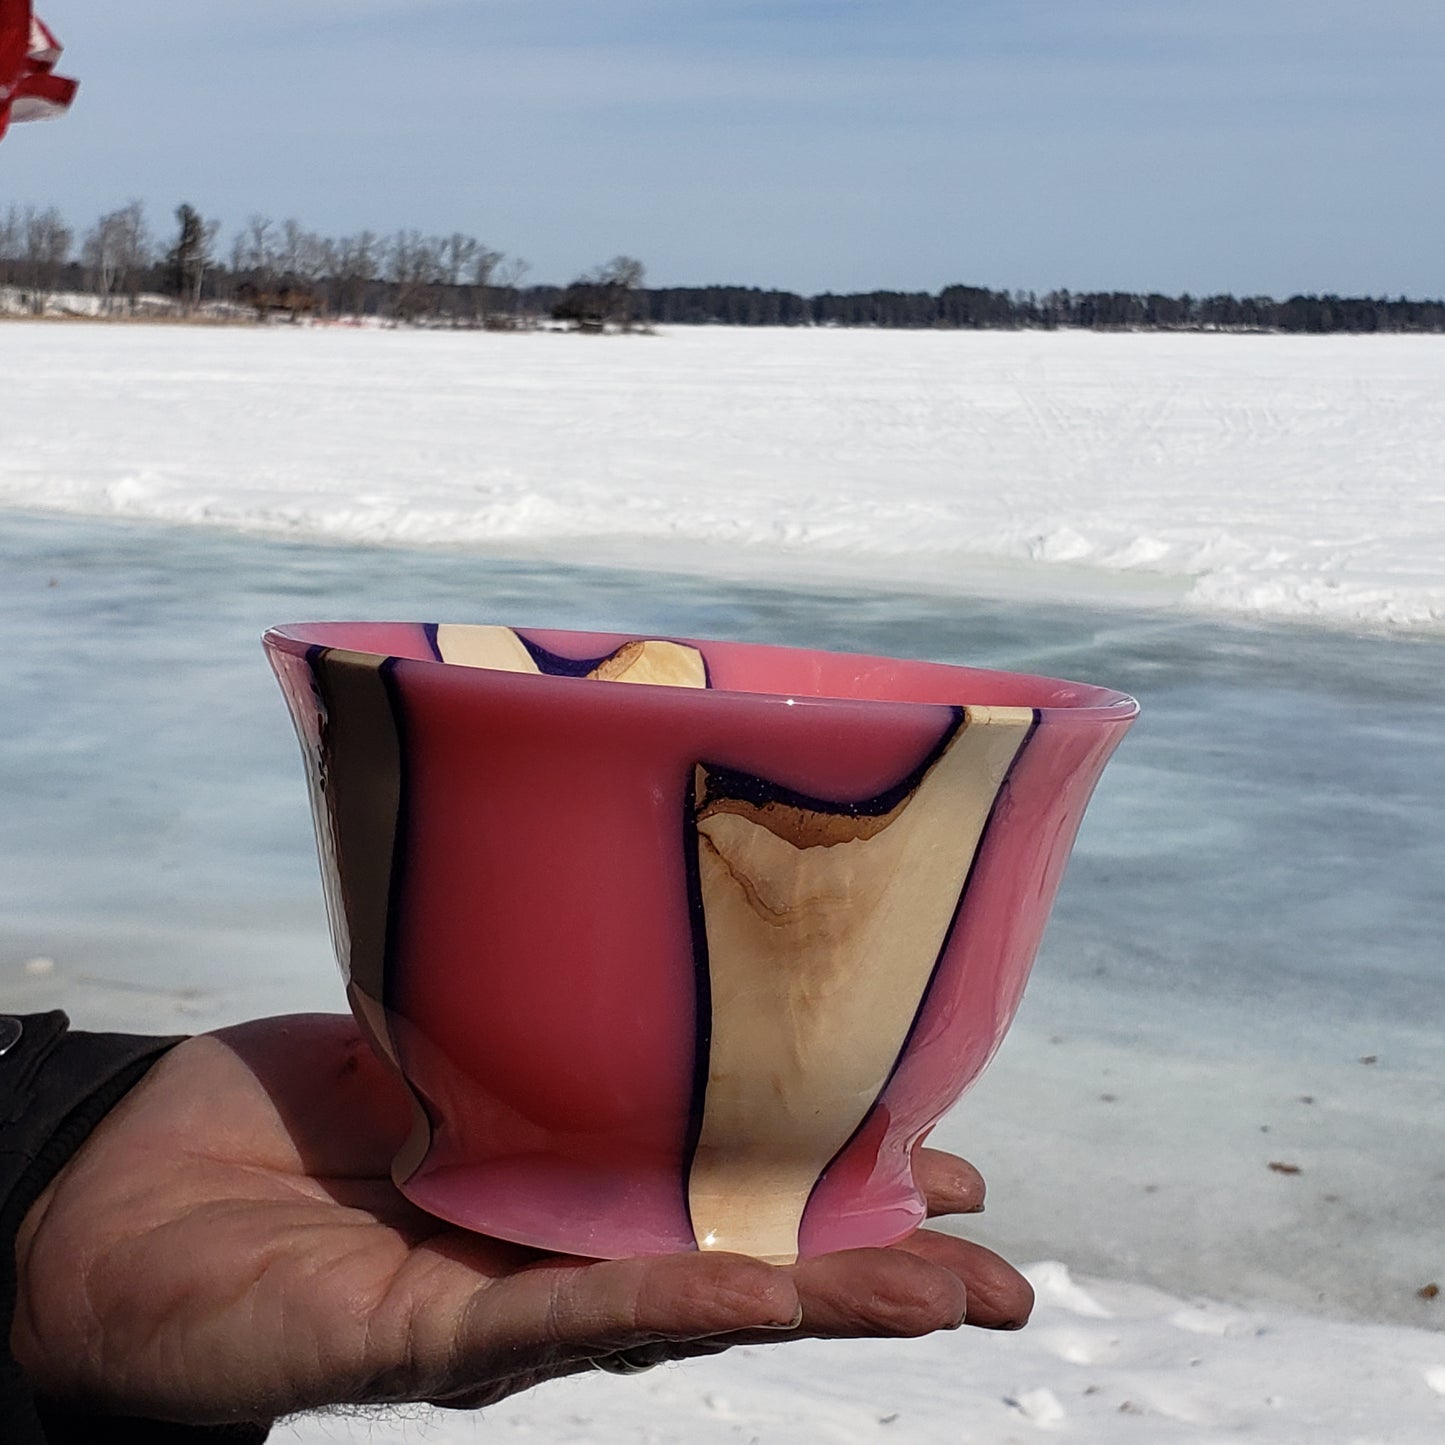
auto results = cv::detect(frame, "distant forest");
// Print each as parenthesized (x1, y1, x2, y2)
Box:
(636, 286, 1445, 334)
(3, 200, 1443, 334)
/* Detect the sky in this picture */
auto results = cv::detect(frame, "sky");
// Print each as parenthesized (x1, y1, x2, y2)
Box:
(2, 0, 1443, 296)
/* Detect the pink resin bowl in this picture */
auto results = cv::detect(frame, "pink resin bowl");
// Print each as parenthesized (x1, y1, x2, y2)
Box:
(263, 623, 1137, 1264)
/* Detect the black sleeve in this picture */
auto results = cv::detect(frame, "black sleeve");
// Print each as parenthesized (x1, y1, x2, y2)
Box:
(0, 1011, 271, 1444)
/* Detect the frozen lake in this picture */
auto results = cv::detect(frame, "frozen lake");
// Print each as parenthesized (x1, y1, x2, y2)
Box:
(1, 323, 1442, 1440)
(2, 324, 1443, 631)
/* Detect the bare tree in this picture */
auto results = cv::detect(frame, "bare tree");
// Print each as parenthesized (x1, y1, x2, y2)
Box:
(21, 206, 74, 314)
(424, 233, 509, 326)
(0, 205, 21, 290)
(437, 233, 492, 325)
(82, 201, 150, 313)
(600, 255, 646, 290)
(491, 254, 531, 327)
(235, 215, 277, 287)
(276, 219, 332, 314)
(385, 229, 443, 323)
(554, 254, 646, 332)
(600, 254, 646, 331)
(308, 236, 339, 313)
(279, 218, 305, 279)
(332, 231, 378, 318)
(466, 244, 505, 327)
(280, 219, 329, 286)
(440, 233, 477, 286)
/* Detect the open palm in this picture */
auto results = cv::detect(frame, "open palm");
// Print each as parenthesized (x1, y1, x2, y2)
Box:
(12, 1014, 1032, 1427)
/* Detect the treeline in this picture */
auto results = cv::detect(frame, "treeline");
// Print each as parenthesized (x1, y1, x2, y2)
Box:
(0, 201, 541, 325)
(639, 285, 1445, 334)
(3, 201, 1443, 334)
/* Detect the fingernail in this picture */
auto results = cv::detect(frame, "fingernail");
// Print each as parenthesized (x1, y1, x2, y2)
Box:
(760, 1304, 805, 1331)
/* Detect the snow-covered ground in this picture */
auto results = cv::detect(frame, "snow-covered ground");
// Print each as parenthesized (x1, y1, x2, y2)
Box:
(279, 1260, 1445, 1444)
(2, 324, 1443, 630)
(2, 324, 1442, 1441)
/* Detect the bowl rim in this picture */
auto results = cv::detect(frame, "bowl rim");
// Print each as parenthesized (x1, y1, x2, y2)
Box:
(263, 621, 1140, 724)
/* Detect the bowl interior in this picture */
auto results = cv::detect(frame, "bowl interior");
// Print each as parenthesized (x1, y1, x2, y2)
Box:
(264, 621, 1138, 720)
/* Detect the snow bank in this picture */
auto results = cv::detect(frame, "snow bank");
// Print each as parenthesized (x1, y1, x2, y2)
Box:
(2, 324, 1442, 631)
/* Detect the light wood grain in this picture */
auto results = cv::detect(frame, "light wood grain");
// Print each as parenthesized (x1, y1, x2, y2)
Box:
(434, 624, 542, 673)
(587, 638, 708, 688)
(434, 626, 707, 688)
(688, 707, 1034, 1262)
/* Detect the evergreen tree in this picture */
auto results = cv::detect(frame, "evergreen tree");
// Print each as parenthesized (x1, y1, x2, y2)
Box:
(166, 203, 215, 309)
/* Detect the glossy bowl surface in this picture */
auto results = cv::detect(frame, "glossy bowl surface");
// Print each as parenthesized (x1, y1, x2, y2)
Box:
(264, 623, 1136, 1262)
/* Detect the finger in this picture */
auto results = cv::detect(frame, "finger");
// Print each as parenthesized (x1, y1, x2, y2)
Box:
(476, 1234, 1027, 1398)
(442, 1244, 980, 1408)
(784, 1246, 969, 1338)
(913, 1147, 987, 1217)
(650, 1245, 969, 1351)
(891, 1230, 1033, 1330)
(457, 1250, 802, 1368)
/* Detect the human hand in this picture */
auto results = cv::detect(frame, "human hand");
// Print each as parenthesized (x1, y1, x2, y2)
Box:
(11, 1014, 1032, 1426)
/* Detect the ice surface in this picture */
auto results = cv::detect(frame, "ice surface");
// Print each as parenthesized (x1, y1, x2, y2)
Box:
(2, 324, 1444, 630)
(1, 511, 1439, 1335)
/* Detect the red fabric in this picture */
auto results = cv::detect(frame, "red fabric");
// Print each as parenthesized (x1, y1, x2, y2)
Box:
(0, 2, 76, 142)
